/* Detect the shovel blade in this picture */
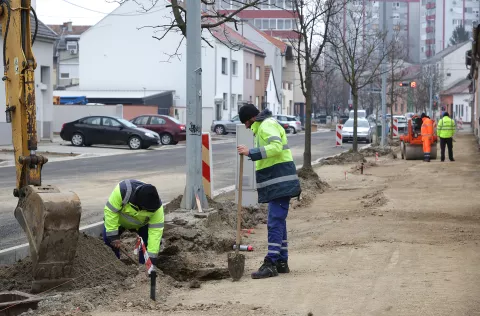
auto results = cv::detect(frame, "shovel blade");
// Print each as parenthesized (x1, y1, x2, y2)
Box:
(227, 252, 245, 281)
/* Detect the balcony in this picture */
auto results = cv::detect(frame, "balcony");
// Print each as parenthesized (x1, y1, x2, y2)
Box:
(426, 50, 433, 57)
(426, 39, 435, 45)
(426, 14, 436, 20)
(426, 26, 435, 33)
(426, 3, 435, 9)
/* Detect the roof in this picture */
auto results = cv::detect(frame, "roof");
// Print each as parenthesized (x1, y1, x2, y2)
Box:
(423, 41, 470, 64)
(210, 21, 265, 56)
(264, 66, 271, 90)
(0, 14, 57, 41)
(440, 79, 472, 95)
(249, 25, 287, 53)
(217, 9, 298, 19)
(47, 23, 91, 36)
(53, 89, 172, 99)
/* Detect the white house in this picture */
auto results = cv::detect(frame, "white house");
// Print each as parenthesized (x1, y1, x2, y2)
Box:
(77, 0, 264, 129)
(440, 79, 473, 124)
(265, 66, 281, 115)
(0, 14, 57, 145)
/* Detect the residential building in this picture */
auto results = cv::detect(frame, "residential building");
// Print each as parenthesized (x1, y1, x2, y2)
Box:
(421, 0, 479, 58)
(264, 66, 281, 115)
(439, 79, 473, 123)
(255, 53, 267, 109)
(47, 22, 90, 89)
(0, 17, 57, 145)
(74, 0, 264, 130)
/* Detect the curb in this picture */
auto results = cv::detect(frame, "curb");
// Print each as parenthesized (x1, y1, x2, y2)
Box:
(0, 143, 358, 265)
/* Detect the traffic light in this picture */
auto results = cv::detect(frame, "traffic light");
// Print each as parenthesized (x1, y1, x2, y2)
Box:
(399, 81, 416, 88)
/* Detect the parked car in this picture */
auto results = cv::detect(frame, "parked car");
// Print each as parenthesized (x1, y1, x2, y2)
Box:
(211, 115, 241, 135)
(349, 109, 367, 119)
(341, 118, 374, 143)
(274, 114, 302, 134)
(60, 115, 160, 150)
(130, 114, 186, 145)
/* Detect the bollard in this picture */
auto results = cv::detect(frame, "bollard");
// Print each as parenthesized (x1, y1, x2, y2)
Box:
(336, 124, 343, 147)
(202, 133, 213, 198)
(361, 162, 364, 174)
(393, 118, 399, 138)
(375, 152, 379, 161)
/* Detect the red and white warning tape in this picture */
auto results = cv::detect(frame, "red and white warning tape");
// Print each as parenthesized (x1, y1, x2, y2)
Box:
(134, 236, 154, 275)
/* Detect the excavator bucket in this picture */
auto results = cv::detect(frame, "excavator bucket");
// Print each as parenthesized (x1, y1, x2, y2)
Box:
(14, 185, 82, 293)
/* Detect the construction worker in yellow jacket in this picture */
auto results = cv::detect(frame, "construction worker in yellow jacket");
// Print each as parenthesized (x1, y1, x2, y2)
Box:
(237, 105, 301, 279)
(437, 111, 456, 162)
(103, 179, 164, 266)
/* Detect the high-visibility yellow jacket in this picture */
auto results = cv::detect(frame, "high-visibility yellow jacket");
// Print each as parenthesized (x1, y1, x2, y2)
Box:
(248, 110, 301, 203)
(437, 116, 456, 138)
(104, 179, 164, 258)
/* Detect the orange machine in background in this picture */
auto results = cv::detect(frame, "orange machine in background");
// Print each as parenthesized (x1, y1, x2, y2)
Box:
(400, 115, 438, 160)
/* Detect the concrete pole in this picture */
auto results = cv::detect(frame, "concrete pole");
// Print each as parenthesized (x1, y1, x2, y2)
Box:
(380, 0, 387, 147)
(180, 0, 208, 210)
(429, 71, 433, 117)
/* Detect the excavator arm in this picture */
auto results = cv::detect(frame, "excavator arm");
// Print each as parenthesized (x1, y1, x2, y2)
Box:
(0, 0, 82, 293)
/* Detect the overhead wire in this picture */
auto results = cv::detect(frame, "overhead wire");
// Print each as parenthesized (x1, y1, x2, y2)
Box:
(61, 0, 164, 16)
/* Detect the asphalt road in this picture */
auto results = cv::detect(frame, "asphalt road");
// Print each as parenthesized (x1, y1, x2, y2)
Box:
(0, 131, 364, 249)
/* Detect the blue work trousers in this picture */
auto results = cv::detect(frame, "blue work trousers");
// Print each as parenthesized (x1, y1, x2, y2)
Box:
(265, 196, 290, 263)
(103, 225, 149, 264)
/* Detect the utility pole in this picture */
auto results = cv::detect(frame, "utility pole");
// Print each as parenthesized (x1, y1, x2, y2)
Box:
(380, 0, 387, 147)
(181, 0, 208, 210)
(428, 70, 433, 117)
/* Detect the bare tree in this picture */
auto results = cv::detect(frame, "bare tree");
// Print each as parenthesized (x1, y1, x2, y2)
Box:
(411, 65, 443, 114)
(287, 0, 343, 174)
(326, 5, 393, 152)
(312, 65, 344, 117)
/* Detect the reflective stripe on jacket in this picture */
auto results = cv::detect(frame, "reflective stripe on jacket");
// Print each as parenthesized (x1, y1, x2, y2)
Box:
(437, 116, 456, 138)
(104, 179, 165, 258)
(421, 117, 434, 140)
(249, 117, 301, 203)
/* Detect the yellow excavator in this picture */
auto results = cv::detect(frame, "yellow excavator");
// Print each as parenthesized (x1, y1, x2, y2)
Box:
(1, 0, 82, 293)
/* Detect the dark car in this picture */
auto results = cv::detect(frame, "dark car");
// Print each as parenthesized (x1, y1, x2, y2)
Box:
(60, 115, 161, 150)
(130, 114, 186, 145)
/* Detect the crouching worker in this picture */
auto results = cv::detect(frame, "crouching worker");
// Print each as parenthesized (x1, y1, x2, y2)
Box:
(103, 179, 164, 266)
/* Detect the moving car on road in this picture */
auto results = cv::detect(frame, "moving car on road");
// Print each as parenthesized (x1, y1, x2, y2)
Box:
(130, 114, 186, 145)
(60, 115, 161, 150)
(341, 118, 374, 143)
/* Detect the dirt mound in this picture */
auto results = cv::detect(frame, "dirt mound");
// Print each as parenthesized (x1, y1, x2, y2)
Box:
(292, 168, 330, 209)
(320, 151, 366, 165)
(0, 234, 136, 293)
(361, 145, 398, 159)
(360, 189, 388, 208)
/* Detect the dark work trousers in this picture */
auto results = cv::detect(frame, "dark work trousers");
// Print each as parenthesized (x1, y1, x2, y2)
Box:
(103, 225, 149, 264)
(440, 137, 454, 161)
(265, 196, 291, 264)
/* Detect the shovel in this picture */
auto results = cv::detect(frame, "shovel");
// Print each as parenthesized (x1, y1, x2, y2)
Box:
(228, 154, 245, 281)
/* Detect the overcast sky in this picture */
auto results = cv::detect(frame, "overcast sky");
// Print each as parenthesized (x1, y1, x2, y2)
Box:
(36, 0, 120, 26)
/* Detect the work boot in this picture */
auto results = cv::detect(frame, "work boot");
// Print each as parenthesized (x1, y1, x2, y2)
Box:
(276, 260, 290, 273)
(251, 259, 278, 279)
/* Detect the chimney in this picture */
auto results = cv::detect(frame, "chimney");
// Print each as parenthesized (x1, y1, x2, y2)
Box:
(63, 21, 73, 32)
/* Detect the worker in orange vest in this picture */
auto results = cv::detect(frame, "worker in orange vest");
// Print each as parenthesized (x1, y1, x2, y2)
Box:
(420, 113, 434, 162)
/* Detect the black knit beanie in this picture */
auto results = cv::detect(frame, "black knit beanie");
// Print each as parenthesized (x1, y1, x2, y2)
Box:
(239, 104, 260, 124)
(133, 184, 161, 212)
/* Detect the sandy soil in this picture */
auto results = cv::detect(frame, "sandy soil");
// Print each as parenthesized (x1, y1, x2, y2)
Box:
(6, 132, 480, 316)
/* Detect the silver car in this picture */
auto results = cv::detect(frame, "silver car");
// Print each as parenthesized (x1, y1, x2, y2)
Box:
(341, 118, 374, 143)
(211, 115, 241, 135)
(274, 114, 302, 134)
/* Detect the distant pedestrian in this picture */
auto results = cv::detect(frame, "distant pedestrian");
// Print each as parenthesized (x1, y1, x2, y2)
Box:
(237, 104, 301, 279)
(437, 112, 456, 162)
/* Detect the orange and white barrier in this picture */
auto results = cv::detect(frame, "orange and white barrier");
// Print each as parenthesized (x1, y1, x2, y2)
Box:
(336, 124, 343, 146)
(392, 118, 399, 138)
(202, 133, 213, 198)
(134, 236, 154, 275)
(458, 117, 463, 130)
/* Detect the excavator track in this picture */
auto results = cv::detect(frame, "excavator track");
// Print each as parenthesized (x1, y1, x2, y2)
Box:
(14, 185, 82, 293)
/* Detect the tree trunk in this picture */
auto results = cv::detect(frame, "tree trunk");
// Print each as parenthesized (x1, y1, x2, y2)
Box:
(352, 86, 359, 152)
(302, 81, 313, 170)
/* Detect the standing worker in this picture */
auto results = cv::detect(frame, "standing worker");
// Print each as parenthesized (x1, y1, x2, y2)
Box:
(103, 179, 164, 266)
(237, 105, 301, 279)
(420, 113, 434, 162)
(437, 112, 456, 162)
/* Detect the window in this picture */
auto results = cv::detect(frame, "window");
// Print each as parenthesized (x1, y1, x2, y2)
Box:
(269, 19, 276, 29)
(223, 93, 228, 110)
(60, 73, 69, 79)
(245, 63, 249, 79)
(254, 19, 262, 28)
(285, 19, 292, 29)
(285, 0, 292, 9)
(103, 118, 121, 127)
(238, 94, 243, 102)
(256, 66, 260, 80)
(231, 94, 236, 111)
(83, 117, 101, 125)
(250, 64, 253, 79)
(150, 117, 166, 125)
(133, 116, 149, 125)
(222, 57, 227, 75)
(256, 96, 259, 106)
(277, 19, 284, 30)
(262, 19, 269, 29)
(232, 60, 238, 76)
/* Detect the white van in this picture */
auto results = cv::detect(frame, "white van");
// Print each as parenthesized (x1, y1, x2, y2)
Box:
(349, 110, 367, 119)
